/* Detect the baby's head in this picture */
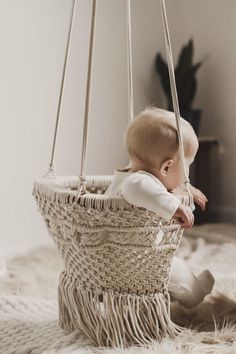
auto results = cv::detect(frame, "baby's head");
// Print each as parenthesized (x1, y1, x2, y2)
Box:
(124, 107, 199, 190)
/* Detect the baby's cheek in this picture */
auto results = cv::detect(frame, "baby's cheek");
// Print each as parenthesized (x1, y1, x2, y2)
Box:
(171, 177, 181, 190)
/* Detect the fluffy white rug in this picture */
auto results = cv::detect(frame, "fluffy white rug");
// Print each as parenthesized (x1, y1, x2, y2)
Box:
(1, 224, 236, 354)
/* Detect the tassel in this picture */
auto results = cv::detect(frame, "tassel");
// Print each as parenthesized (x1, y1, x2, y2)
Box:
(58, 272, 183, 348)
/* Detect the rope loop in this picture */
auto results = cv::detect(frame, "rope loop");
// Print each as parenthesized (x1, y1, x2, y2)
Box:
(75, 175, 87, 198)
(44, 163, 58, 179)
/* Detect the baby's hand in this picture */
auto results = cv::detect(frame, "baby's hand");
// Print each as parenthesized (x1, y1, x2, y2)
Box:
(173, 205, 194, 229)
(189, 184, 208, 211)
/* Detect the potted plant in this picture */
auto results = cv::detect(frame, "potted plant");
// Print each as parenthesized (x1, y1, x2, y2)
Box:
(155, 39, 207, 135)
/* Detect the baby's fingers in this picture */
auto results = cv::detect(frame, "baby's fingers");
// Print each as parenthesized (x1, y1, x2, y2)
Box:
(196, 189, 208, 202)
(181, 211, 193, 229)
(195, 195, 207, 210)
(187, 209, 194, 228)
(199, 192, 208, 203)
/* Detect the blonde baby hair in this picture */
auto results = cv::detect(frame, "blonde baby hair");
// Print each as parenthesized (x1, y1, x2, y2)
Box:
(124, 107, 198, 169)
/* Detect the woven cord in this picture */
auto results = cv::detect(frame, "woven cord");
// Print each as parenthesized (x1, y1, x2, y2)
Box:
(45, 0, 76, 179)
(76, 0, 97, 198)
(76, 0, 133, 198)
(160, 0, 191, 193)
(127, 0, 134, 123)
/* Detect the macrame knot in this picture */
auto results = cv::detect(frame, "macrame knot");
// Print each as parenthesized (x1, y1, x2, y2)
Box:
(80, 176, 87, 184)
(75, 176, 87, 198)
(183, 176, 190, 185)
(44, 164, 58, 179)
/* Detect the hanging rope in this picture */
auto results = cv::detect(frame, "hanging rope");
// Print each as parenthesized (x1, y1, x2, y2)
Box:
(45, 0, 76, 179)
(127, 0, 134, 122)
(76, 0, 97, 198)
(160, 0, 190, 192)
(45, 0, 190, 197)
(76, 0, 133, 198)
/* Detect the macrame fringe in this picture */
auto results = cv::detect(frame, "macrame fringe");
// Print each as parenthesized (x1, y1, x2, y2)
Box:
(77, 194, 132, 210)
(33, 176, 135, 210)
(33, 175, 191, 211)
(58, 272, 182, 348)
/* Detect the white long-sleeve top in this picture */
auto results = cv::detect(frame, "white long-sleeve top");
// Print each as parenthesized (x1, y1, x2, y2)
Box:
(105, 168, 181, 221)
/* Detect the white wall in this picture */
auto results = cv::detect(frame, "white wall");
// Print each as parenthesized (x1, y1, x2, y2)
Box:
(132, 0, 236, 223)
(0, 0, 235, 256)
(0, 0, 162, 256)
(165, 0, 236, 221)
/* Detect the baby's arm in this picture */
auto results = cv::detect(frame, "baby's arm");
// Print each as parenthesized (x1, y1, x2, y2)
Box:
(121, 173, 193, 227)
(189, 184, 208, 211)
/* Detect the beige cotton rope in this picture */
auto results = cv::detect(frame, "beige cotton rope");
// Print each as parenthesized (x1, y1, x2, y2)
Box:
(33, 176, 191, 347)
(33, 0, 194, 348)
(45, 0, 76, 179)
(73, 0, 191, 198)
(160, 0, 190, 191)
(76, 0, 97, 197)
(126, 0, 134, 123)
(77, 0, 134, 197)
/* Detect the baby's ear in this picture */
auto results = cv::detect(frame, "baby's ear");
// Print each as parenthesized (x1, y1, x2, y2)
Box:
(160, 159, 174, 176)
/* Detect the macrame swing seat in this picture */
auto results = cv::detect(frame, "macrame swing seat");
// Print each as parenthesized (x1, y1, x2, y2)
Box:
(33, 0, 193, 348)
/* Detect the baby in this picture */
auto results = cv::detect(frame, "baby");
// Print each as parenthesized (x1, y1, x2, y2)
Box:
(106, 107, 214, 308)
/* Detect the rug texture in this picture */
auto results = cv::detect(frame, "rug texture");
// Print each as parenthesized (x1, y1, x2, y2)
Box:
(1, 224, 236, 354)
